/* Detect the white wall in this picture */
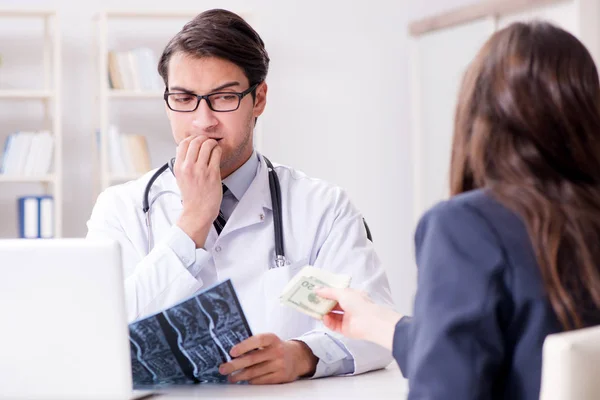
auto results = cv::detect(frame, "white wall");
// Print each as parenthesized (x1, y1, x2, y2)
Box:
(0, 0, 475, 313)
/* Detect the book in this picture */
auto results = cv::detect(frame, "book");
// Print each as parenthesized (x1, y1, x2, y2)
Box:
(17, 196, 39, 238)
(108, 48, 162, 91)
(0, 131, 54, 176)
(0, 133, 14, 173)
(107, 125, 126, 176)
(129, 279, 252, 387)
(103, 126, 152, 177)
(107, 51, 123, 90)
(127, 134, 151, 174)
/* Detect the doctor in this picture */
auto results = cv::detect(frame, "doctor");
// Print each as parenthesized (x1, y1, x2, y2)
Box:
(86, 8, 393, 384)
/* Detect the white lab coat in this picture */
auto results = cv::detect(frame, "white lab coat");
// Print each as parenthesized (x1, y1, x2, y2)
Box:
(87, 154, 394, 375)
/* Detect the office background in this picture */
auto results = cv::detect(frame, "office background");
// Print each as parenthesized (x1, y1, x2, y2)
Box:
(0, 0, 472, 315)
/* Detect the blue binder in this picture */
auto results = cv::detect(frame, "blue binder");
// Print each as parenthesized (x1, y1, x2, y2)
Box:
(17, 195, 54, 239)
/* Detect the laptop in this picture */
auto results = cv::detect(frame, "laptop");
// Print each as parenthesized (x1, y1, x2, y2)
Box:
(0, 238, 153, 400)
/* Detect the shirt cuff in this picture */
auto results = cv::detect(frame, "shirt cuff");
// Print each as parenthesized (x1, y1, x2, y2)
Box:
(294, 332, 355, 378)
(165, 225, 211, 277)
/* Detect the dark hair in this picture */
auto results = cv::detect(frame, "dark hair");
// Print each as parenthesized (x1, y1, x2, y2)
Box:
(158, 9, 269, 95)
(450, 21, 600, 330)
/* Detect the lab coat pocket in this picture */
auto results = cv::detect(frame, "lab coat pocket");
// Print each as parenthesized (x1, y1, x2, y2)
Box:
(262, 257, 312, 339)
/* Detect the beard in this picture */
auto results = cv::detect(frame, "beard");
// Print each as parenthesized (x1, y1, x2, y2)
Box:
(219, 112, 255, 177)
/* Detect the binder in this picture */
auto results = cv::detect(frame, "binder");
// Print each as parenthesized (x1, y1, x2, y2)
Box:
(17, 196, 39, 239)
(17, 195, 54, 239)
(38, 196, 54, 239)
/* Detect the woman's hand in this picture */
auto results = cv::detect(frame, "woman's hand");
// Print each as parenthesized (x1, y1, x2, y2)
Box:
(317, 288, 403, 350)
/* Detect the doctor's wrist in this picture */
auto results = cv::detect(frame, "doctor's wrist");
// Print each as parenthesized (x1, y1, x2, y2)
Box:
(176, 216, 211, 249)
(288, 339, 318, 378)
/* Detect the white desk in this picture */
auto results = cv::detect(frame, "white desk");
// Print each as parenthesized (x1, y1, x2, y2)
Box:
(152, 364, 407, 399)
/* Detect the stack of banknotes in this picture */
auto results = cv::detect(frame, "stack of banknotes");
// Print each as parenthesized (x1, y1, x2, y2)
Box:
(280, 266, 351, 319)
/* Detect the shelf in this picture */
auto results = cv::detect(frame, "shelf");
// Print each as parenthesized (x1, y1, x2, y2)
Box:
(102, 10, 200, 19)
(0, 90, 53, 100)
(109, 174, 144, 182)
(0, 175, 55, 183)
(108, 90, 163, 99)
(0, 9, 55, 18)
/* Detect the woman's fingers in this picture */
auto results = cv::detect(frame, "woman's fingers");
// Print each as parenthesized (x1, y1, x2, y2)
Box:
(323, 313, 343, 333)
(316, 287, 340, 300)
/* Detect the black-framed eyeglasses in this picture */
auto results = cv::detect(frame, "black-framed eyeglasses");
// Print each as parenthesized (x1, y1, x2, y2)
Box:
(164, 83, 259, 113)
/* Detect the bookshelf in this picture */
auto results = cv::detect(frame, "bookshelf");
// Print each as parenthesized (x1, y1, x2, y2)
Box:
(94, 10, 202, 192)
(0, 8, 62, 238)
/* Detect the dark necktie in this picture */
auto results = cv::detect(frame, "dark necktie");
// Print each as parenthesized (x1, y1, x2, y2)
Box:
(213, 184, 228, 235)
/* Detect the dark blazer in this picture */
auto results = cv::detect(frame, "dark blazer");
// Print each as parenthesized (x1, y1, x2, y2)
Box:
(392, 189, 599, 399)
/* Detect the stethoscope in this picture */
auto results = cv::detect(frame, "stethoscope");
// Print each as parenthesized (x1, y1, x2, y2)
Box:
(142, 155, 287, 268)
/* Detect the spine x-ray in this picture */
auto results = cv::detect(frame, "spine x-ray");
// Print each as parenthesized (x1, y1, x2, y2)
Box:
(128, 279, 252, 386)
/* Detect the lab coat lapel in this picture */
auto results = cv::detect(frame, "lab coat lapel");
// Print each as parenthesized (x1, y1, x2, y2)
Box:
(219, 154, 273, 237)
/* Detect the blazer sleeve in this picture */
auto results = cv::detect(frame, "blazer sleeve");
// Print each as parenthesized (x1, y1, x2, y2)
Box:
(405, 201, 510, 400)
(392, 316, 413, 376)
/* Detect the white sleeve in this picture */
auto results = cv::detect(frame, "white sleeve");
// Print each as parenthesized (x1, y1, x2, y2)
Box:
(294, 331, 355, 378)
(294, 188, 394, 376)
(86, 189, 212, 322)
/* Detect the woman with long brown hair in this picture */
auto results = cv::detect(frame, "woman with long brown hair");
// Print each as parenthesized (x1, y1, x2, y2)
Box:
(318, 21, 600, 399)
